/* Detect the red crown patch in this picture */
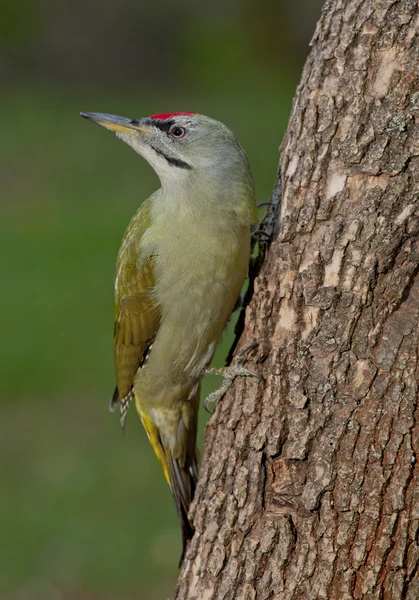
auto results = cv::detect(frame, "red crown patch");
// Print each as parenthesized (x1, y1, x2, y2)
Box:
(150, 112, 197, 120)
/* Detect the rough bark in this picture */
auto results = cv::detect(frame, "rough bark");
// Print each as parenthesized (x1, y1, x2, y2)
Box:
(175, 1, 419, 598)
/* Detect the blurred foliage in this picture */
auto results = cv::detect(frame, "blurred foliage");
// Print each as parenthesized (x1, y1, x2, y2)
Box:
(0, 0, 323, 84)
(0, 1, 322, 599)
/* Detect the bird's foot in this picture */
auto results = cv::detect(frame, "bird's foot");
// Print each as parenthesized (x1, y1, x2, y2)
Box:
(203, 342, 264, 413)
(250, 228, 271, 255)
(252, 228, 271, 241)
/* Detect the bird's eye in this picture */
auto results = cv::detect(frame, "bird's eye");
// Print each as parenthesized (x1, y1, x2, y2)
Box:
(170, 126, 185, 138)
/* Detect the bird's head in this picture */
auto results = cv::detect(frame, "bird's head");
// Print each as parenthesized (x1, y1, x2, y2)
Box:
(80, 111, 253, 190)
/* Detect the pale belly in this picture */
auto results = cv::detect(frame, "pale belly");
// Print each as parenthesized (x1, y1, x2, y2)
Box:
(135, 224, 250, 408)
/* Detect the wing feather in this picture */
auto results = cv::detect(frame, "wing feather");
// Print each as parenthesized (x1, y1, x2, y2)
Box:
(111, 199, 160, 409)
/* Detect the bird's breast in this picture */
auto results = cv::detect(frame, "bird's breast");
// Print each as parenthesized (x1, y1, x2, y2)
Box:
(138, 213, 251, 399)
(154, 220, 249, 317)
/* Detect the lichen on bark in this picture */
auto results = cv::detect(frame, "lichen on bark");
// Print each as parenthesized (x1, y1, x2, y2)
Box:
(175, 1, 419, 598)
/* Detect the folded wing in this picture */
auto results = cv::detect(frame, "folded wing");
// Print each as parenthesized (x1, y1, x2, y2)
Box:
(111, 200, 160, 422)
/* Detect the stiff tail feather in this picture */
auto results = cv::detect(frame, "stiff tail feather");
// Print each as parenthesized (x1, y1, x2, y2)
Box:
(136, 396, 199, 564)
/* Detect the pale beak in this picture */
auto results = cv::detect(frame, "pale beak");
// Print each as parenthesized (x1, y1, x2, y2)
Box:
(80, 112, 152, 135)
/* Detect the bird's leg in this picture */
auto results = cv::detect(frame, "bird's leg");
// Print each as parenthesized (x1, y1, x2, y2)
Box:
(203, 342, 264, 413)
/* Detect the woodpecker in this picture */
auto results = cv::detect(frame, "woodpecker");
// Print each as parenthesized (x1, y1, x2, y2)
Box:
(81, 110, 259, 559)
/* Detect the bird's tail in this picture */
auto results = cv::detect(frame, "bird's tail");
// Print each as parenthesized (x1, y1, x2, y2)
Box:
(135, 391, 200, 563)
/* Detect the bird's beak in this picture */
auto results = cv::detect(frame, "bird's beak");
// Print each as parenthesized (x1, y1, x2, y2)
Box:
(80, 112, 152, 135)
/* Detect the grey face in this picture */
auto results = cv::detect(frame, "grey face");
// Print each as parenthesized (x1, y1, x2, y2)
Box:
(135, 116, 196, 171)
(80, 112, 249, 183)
(127, 114, 249, 176)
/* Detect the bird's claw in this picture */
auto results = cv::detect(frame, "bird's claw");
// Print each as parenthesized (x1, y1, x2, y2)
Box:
(257, 201, 273, 209)
(203, 342, 264, 413)
(252, 229, 271, 241)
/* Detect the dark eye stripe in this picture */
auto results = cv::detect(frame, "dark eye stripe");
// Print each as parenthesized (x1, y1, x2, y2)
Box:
(145, 118, 174, 133)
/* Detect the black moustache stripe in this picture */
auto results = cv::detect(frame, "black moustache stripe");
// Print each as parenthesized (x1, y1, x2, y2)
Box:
(149, 144, 192, 170)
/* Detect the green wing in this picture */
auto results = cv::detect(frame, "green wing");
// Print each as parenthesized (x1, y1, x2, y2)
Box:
(111, 198, 160, 410)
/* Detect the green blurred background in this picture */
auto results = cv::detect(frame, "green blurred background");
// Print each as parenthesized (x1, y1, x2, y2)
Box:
(1, 1, 322, 598)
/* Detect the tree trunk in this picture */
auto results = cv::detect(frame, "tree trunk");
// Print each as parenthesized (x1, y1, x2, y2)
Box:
(175, 1, 419, 598)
